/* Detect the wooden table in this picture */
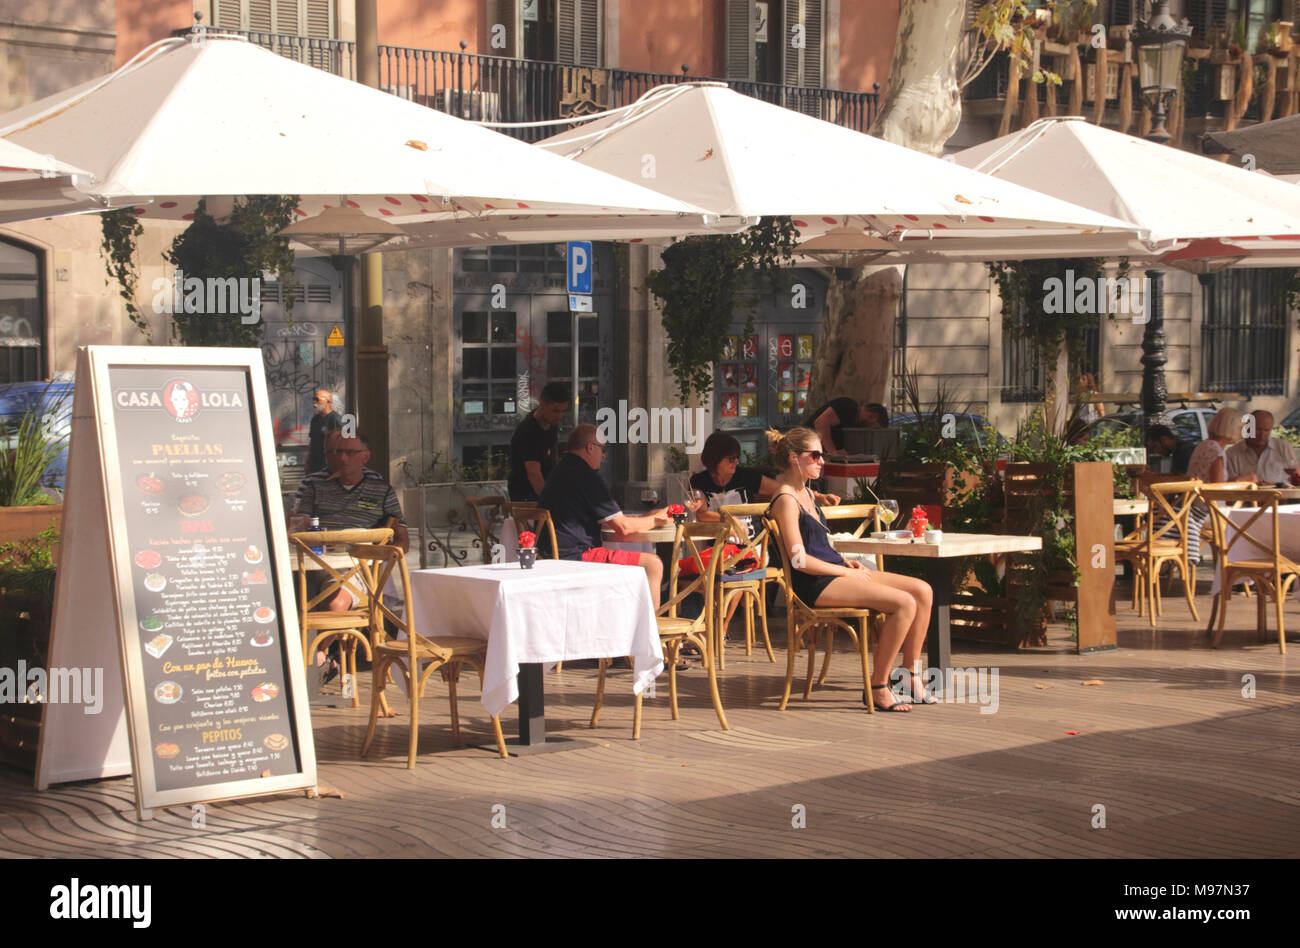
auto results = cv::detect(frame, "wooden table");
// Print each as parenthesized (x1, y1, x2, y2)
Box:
(1114, 498, 1149, 516)
(833, 533, 1042, 676)
(602, 525, 679, 544)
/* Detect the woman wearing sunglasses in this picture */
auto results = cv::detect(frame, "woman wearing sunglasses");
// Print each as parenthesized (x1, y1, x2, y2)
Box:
(765, 427, 934, 711)
(689, 431, 839, 520)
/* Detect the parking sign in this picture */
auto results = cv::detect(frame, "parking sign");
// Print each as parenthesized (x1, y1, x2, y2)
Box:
(567, 241, 592, 296)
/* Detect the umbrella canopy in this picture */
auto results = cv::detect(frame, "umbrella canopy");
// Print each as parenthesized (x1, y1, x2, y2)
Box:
(1202, 113, 1300, 175)
(955, 117, 1300, 267)
(0, 138, 101, 224)
(0, 34, 707, 228)
(531, 83, 1142, 252)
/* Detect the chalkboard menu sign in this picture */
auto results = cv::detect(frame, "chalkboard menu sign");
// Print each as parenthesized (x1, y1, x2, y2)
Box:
(109, 365, 300, 790)
(38, 348, 316, 817)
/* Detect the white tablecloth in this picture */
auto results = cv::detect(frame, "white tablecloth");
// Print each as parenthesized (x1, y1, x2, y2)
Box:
(408, 559, 661, 717)
(1208, 504, 1300, 599)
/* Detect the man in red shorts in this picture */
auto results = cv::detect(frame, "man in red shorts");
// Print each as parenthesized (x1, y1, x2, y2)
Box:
(539, 423, 670, 607)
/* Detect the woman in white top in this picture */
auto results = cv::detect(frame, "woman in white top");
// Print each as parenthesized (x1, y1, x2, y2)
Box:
(1181, 408, 1257, 557)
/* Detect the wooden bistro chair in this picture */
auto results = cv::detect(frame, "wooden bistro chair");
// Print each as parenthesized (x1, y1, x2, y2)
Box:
(504, 503, 559, 561)
(1201, 487, 1296, 654)
(812, 504, 884, 687)
(589, 522, 730, 739)
(355, 543, 508, 767)
(1115, 479, 1202, 626)
(714, 503, 781, 668)
(1196, 482, 1260, 633)
(465, 494, 506, 564)
(291, 526, 393, 708)
(765, 514, 875, 712)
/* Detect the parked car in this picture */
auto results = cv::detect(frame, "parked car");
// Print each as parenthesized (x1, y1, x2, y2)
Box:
(890, 412, 1009, 453)
(1085, 406, 1217, 444)
(0, 381, 74, 490)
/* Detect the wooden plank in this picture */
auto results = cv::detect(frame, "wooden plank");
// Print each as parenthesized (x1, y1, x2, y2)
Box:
(1073, 461, 1117, 651)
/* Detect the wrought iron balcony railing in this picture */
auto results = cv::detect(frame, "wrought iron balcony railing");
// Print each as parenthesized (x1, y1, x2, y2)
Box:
(176, 30, 878, 141)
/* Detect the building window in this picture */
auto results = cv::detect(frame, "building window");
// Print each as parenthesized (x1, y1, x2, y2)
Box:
(211, 0, 335, 35)
(1001, 329, 1043, 403)
(1200, 268, 1289, 396)
(726, 0, 824, 87)
(0, 238, 44, 384)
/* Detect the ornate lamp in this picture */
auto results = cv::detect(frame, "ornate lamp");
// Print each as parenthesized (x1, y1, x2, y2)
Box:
(1132, 0, 1192, 144)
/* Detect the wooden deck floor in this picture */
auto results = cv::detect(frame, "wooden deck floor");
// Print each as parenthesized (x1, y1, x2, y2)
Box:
(2, 583, 1296, 859)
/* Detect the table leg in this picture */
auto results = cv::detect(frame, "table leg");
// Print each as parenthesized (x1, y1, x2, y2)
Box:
(923, 559, 954, 689)
(504, 662, 591, 756)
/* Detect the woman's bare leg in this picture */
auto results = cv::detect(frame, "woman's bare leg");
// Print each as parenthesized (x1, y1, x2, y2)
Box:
(867, 572, 934, 700)
(815, 574, 917, 709)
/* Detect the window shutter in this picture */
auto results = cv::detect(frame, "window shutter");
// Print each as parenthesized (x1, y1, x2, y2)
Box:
(1187, 0, 1231, 39)
(248, 0, 274, 32)
(276, 0, 299, 34)
(782, 0, 801, 85)
(578, 0, 602, 67)
(781, 1, 825, 88)
(725, 0, 757, 81)
(964, 0, 980, 30)
(303, 0, 332, 38)
(212, 0, 243, 29)
(493, 0, 523, 58)
(801, 0, 824, 88)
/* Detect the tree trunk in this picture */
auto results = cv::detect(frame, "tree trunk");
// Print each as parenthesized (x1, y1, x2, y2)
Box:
(808, 0, 966, 416)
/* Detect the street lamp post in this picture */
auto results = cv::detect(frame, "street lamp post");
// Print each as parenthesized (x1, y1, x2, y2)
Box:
(1133, 1, 1191, 436)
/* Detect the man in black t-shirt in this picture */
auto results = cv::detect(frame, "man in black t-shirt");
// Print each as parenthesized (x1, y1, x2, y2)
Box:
(508, 382, 570, 502)
(306, 389, 342, 474)
(803, 396, 869, 455)
(539, 424, 671, 607)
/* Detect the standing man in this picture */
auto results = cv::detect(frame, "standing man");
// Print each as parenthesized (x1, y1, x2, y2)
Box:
(1226, 410, 1298, 484)
(508, 382, 570, 502)
(539, 424, 670, 608)
(306, 389, 342, 474)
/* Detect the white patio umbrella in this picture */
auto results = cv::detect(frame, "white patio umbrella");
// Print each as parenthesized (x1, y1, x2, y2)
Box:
(0, 138, 101, 224)
(954, 117, 1300, 269)
(525, 83, 1145, 258)
(0, 33, 714, 231)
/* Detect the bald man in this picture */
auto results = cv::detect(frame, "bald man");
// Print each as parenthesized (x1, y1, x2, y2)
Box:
(1226, 410, 1298, 485)
(306, 389, 342, 474)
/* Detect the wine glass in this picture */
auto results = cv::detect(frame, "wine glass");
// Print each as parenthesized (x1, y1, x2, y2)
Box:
(685, 489, 706, 518)
(879, 499, 899, 529)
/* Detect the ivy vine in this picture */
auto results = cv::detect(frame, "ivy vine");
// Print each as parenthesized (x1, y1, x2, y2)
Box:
(101, 196, 299, 348)
(645, 217, 799, 400)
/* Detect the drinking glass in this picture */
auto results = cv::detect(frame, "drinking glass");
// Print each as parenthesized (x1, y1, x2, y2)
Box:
(879, 499, 899, 527)
(685, 489, 706, 518)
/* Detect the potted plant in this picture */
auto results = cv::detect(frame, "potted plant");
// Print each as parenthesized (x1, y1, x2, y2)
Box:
(517, 530, 538, 569)
(0, 524, 58, 771)
(0, 386, 68, 549)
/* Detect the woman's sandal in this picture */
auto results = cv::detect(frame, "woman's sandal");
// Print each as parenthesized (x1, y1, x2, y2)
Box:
(866, 684, 912, 712)
(903, 668, 938, 706)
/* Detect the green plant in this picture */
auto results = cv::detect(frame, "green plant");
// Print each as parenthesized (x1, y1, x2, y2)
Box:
(1275, 425, 1300, 450)
(665, 447, 690, 473)
(101, 208, 148, 340)
(740, 443, 777, 475)
(645, 217, 798, 399)
(0, 388, 69, 507)
(0, 525, 59, 598)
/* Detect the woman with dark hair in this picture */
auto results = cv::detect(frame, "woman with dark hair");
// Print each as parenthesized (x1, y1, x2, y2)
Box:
(690, 431, 838, 520)
(764, 427, 933, 711)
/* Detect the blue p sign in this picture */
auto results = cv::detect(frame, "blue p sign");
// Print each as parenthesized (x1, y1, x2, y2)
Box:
(567, 241, 592, 295)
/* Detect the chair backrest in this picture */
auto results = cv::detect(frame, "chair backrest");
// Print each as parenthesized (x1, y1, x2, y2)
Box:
(465, 495, 507, 564)
(1199, 487, 1285, 568)
(821, 503, 883, 569)
(718, 502, 770, 572)
(506, 503, 559, 559)
(1134, 471, 1194, 499)
(763, 514, 815, 614)
(348, 543, 453, 665)
(1146, 478, 1202, 547)
(290, 527, 394, 619)
(663, 522, 729, 631)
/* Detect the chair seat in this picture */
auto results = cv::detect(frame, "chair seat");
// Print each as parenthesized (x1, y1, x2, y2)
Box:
(373, 636, 487, 659)
(1226, 560, 1300, 574)
(656, 617, 700, 636)
(718, 568, 768, 583)
(794, 605, 873, 619)
(302, 611, 371, 631)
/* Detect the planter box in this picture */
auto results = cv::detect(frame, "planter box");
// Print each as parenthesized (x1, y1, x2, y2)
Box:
(0, 505, 62, 559)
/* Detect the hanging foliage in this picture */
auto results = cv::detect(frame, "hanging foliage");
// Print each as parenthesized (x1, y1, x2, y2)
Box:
(101, 196, 299, 348)
(645, 217, 799, 400)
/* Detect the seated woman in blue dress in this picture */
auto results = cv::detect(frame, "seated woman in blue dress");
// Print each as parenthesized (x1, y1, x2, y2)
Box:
(764, 427, 934, 712)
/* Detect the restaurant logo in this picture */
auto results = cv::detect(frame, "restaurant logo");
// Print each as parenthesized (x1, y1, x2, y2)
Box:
(49, 878, 151, 928)
(114, 378, 247, 421)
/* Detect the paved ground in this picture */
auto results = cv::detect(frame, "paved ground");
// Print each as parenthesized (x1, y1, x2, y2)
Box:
(2, 582, 1296, 859)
